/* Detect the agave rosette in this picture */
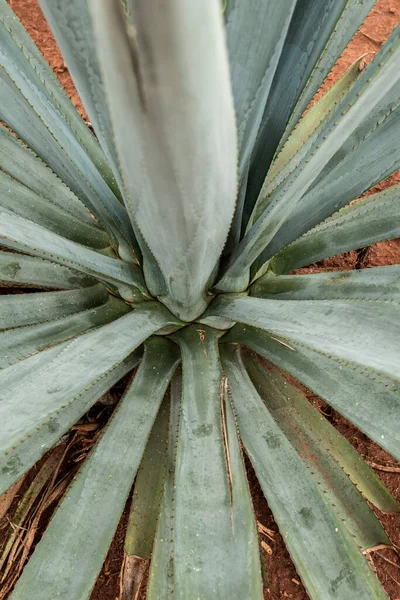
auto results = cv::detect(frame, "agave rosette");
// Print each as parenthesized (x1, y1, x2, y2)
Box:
(0, 0, 399, 598)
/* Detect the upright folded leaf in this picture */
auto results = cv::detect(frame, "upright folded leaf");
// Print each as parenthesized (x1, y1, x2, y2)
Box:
(172, 326, 263, 599)
(89, 0, 237, 320)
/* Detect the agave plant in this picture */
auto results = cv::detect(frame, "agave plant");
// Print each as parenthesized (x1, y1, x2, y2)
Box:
(0, 0, 399, 598)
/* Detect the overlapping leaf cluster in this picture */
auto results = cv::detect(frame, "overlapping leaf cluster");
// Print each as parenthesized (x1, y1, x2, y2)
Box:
(0, 1, 399, 598)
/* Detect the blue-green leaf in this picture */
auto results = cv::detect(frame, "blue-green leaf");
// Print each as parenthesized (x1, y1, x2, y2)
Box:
(147, 372, 182, 600)
(0, 212, 147, 292)
(0, 0, 133, 247)
(225, 324, 400, 460)
(0, 251, 94, 289)
(244, 355, 398, 542)
(0, 283, 108, 330)
(0, 125, 96, 226)
(217, 25, 400, 291)
(207, 294, 400, 379)
(121, 392, 170, 600)
(270, 184, 400, 274)
(246, 0, 377, 213)
(172, 326, 263, 599)
(251, 265, 400, 301)
(0, 303, 180, 472)
(221, 344, 388, 600)
(89, 0, 237, 320)
(0, 295, 130, 369)
(0, 351, 140, 495)
(10, 338, 180, 600)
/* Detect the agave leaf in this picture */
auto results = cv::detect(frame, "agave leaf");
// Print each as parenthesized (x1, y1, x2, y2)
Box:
(281, 0, 379, 151)
(0, 0, 136, 248)
(225, 0, 296, 175)
(39, 0, 124, 198)
(244, 353, 399, 515)
(0, 251, 94, 290)
(0, 351, 140, 496)
(244, 355, 396, 548)
(121, 393, 170, 600)
(0, 283, 108, 330)
(0, 170, 109, 249)
(221, 345, 388, 600)
(209, 295, 400, 379)
(0, 212, 147, 292)
(0, 295, 130, 369)
(251, 265, 400, 302)
(0, 0, 117, 192)
(147, 372, 182, 600)
(0, 62, 132, 249)
(261, 58, 363, 202)
(0, 125, 96, 226)
(224, 0, 298, 251)
(225, 324, 400, 460)
(172, 326, 263, 600)
(245, 0, 377, 214)
(217, 25, 400, 292)
(10, 338, 180, 600)
(254, 108, 400, 275)
(270, 184, 400, 274)
(89, 0, 237, 321)
(0, 302, 179, 469)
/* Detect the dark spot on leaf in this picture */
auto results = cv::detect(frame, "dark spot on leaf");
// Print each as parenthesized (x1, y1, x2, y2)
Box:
(47, 386, 62, 394)
(2, 262, 21, 279)
(2, 454, 21, 476)
(47, 418, 60, 433)
(330, 566, 357, 593)
(192, 423, 213, 437)
(264, 433, 281, 449)
(298, 507, 315, 529)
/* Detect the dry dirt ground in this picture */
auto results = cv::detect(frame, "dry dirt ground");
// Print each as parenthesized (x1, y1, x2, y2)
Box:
(2, 1, 400, 599)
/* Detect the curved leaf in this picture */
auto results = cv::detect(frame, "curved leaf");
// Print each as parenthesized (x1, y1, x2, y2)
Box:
(0, 351, 140, 495)
(246, 0, 377, 214)
(251, 265, 400, 302)
(39, 0, 124, 197)
(89, 0, 237, 320)
(0, 125, 95, 226)
(0, 1, 134, 247)
(208, 295, 400, 379)
(0, 212, 147, 292)
(0, 295, 130, 369)
(0, 283, 108, 330)
(0, 170, 109, 249)
(261, 58, 363, 202)
(0, 251, 94, 289)
(225, 324, 400, 460)
(10, 338, 180, 600)
(281, 0, 378, 150)
(252, 78, 400, 274)
(271, 184, 400, 273)
(244, 355, 398, 539)
(0, 302, 179, 466)
(221, 344, 388, 600)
